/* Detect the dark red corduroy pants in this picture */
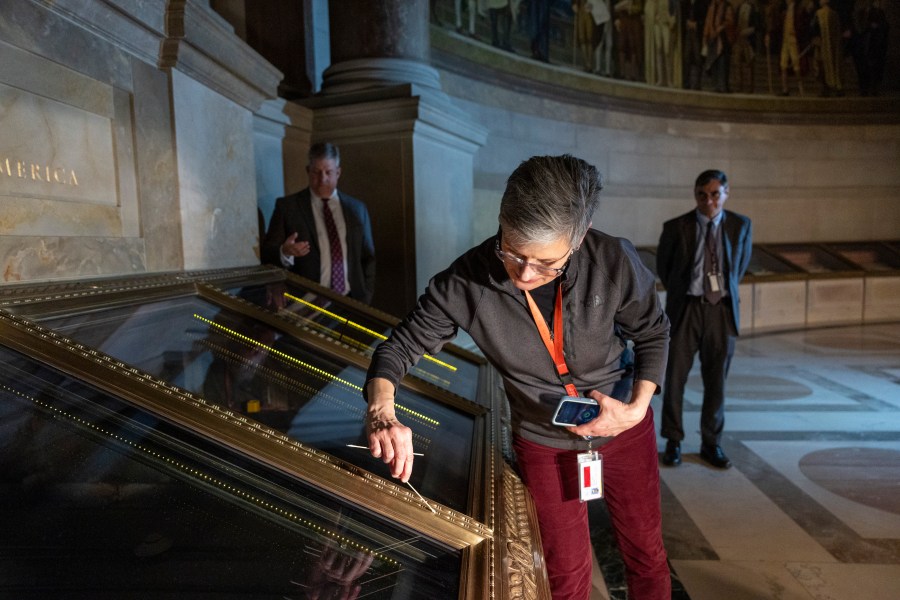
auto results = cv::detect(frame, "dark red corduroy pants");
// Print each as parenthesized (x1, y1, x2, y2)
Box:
(513, 408, 671, 600)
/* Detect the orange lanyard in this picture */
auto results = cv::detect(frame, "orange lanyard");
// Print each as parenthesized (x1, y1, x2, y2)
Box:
(524, 283, 579, 398)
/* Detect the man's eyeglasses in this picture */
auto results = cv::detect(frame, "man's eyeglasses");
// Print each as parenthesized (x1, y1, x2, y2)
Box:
(695, 188, 726, 201)
(494, 240, 572, 277)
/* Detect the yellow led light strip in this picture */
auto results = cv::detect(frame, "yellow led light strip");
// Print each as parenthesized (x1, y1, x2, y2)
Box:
(284, 293, 457, 372)
(196, 338, 357, 411)
(392, 404, 439, 427)
(194, 314, 439, 427)
(0, 383, 399, 567)
(282, 312, 374, 354)
(194, 314, 361, 393)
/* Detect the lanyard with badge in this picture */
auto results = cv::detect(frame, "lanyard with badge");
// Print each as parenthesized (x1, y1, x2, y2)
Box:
(524, 283, 603, 502)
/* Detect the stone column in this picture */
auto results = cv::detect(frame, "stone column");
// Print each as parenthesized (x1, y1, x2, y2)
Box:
(323, 1, 434, 94)
(302, 0, 487, 316)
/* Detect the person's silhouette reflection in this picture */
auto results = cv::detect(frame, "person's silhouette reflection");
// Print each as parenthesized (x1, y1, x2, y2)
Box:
(291, 538, 375, 600)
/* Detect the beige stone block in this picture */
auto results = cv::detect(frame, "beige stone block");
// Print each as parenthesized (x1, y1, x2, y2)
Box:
(171, 71, 259, 270)
(738, 282, 753, 334)
(806, 278, 864, 326)
(863, 276, 900, 322)
(753, 280, 807, 332)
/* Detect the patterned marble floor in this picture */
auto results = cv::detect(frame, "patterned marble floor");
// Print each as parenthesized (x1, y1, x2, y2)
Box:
(589, 322, 900, 600)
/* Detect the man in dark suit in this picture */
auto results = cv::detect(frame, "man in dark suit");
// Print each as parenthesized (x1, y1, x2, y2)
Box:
(262, 142, 376, 304)
(657, 169, 752, 469)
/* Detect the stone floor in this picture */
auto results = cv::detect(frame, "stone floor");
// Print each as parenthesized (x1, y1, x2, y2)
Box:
(589, 322, 900, 600)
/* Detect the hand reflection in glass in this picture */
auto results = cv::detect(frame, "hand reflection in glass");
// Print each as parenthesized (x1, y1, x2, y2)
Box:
(265, 282, 288, 311)
(291, 539, 375, 600)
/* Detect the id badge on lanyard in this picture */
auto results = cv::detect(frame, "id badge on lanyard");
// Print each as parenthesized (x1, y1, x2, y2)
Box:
(578, 451, 603, 501)
(526, 283, 604, 501)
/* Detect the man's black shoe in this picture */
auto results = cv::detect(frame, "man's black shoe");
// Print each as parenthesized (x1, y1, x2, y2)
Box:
(661, 440, 681, 466)
(700, 444, 732, 469)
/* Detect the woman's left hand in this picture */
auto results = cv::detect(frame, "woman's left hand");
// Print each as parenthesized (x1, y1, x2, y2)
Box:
(567, 380, 655, 438)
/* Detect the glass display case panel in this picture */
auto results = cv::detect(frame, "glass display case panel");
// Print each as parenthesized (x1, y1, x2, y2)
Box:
(0, 345, 462, 598)
(824, 242, 900, 272)
(745, 246, 804, 276)
(36, 295, 476, 513)
(765, 244, 859, 274)
(223, 279, 482, 401)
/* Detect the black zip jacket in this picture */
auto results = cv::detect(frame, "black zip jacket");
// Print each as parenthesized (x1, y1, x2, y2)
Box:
(367, 229, 670, 450)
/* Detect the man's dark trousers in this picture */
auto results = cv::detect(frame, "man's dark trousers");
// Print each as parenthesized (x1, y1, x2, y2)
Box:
(660, 296, 736, 446)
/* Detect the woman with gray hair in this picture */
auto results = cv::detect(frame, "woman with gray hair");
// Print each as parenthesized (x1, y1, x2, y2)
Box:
(365, 154, 671, 599)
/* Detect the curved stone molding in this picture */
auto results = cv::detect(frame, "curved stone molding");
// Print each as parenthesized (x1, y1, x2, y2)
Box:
(321, 57, 444, 96)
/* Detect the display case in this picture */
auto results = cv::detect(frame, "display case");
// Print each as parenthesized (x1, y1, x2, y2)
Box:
(743, 246, 805, 278)
(0, 266, 549, 599)
(823, 241, 900, 272)
(638, 241, 900, 334)
(639, 244, 804, 282)
(760, 243, 861, 275)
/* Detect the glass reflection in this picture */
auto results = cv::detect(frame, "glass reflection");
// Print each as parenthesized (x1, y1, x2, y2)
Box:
(37, 296, 474, 513)
(0, 346, 461, 597)
(229, 281, 480, 401)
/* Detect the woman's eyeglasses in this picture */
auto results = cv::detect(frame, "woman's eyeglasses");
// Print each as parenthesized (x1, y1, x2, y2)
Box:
(494, 240, 572, 277)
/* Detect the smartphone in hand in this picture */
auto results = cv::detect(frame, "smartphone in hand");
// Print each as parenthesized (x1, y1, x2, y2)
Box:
(551, 396, 600, 426)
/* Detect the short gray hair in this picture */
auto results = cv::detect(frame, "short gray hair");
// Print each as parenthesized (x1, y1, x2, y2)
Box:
(308, 142, 340, 167)
(499, 154, 602, 249)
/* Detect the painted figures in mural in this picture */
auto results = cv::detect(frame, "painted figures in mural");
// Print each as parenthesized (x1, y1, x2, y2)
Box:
(732, 0, 761, 93)
(430, 0, 891, 96)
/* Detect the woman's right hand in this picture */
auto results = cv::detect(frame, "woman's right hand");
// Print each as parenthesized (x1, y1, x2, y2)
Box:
(365, 378, 415, 483)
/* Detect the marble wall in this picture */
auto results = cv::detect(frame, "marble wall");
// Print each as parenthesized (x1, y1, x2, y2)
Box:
(0, 0, 279, 284)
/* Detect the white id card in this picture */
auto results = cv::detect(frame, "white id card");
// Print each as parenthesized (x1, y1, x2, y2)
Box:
(577, 451, 603, 501)
(707, 272, 721, 293)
